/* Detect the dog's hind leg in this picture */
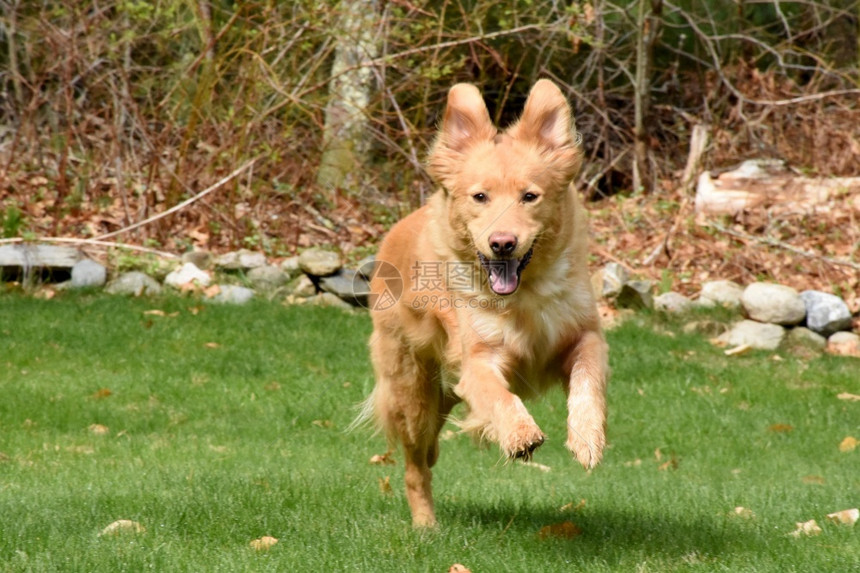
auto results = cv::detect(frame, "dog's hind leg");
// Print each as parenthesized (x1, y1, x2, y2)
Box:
(370, 334, 451, 527)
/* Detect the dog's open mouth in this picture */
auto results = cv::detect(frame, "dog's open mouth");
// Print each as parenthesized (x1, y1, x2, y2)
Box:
(477, 247, 533, 296)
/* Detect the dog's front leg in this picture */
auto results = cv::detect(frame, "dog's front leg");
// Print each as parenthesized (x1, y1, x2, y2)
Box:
(564, 329, 609, 468)
(454, 350, 545, 459)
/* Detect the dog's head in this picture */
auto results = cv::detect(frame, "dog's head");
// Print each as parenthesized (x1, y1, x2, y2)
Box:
(426, 80, 582, 296)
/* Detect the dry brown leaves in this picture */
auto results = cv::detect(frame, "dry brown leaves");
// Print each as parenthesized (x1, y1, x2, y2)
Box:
(249, 536, 279, 551)
(537, 521, 583, 540)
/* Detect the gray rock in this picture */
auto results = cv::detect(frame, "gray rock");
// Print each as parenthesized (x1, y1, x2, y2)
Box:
(0, 244, 82, 268)
(210, 284, 255, 305)
(718, 319, 786, 350)
(307, 292, 354, 310)
(215, 249, 266, 271)
(592, 262, 630, 299)
(298, 248, 342, 277)
(616, 280, 654, 310)
(181, 250, 214, 270)
(279, 256, 302, 280)
(654, 291, 692, 314)
(682, 320, 729, 337)
(827, 331, 860, 357)
(247, 265, 288, 290)
(288, 274, 317, 297)
(741, 283, 806, 325)
(70, 259, 107, 288)
(785, 327, 827, 352)
(164, 262, 211, 288)
(319, 269, 370, 307)
(105, 271, 163, 296)
(355, 255, 377, 280)
(800, 290, 852, 337)
(698, 279, 744, 308)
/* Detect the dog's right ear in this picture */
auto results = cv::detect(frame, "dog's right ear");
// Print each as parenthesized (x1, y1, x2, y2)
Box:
(437, 84, 496, 152)
(427, 84, 496, 189)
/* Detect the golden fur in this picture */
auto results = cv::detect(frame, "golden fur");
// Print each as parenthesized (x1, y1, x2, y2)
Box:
(362, 80, 608, 527)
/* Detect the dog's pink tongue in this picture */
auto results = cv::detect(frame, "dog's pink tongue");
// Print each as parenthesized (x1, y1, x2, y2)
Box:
(488, 259, 519, 295)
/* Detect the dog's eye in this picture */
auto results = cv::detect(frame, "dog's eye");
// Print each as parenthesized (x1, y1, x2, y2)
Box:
(522, 192, 539, 203)
(472, 192, 488, 204)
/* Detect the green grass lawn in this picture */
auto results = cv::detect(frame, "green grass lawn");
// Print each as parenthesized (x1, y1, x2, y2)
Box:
(1, 292, 857, 572)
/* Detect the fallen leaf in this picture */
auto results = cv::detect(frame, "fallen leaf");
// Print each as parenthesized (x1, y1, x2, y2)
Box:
(538, 521, 582, 540)
(143, 309, 166, 316)
(802, 475, 826, 485)
(91, 388, 112, 399)
(724, 344, 752, 356)
(99, 520, 145, 536)
(826, 508, 859, 526)
(839, 436, 858, 452)
(88, 424, 109, 436)
(837, 392, 860, 402)
(658, 452, 679, 471)
(378, 476, 392, 495)
(264, 381, 281, 392)
(732, 506, 755, 519)
(369, 452, 396, 466)
(520, 461, 551, 472)
(788, 519, 822, 537)
(312, 419, 333, 428)
(768, 424, 794, 433)
(624, 459, 642, 467)
(204, 342, 220, 349)
(249, 536, 278, 551)
(203, 284, 222, 298)
(559, 499, 587, 513)
(448, 564, 472, 573)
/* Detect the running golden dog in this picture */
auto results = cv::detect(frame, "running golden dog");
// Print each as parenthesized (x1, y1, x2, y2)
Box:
(363, 79, 608, 527)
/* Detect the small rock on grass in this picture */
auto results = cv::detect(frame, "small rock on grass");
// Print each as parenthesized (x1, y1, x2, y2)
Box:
(717, 320, 785, 350)
(279, 256, 302, 280)
(164, 262, 211, 288)
(71, 259, 107, 288)
(181, 250, 213, 270)
(298, 248, 341, 277)
(741, 283, 806, 325)
(827, 331, 860, 357)
(105, 271, 163, 296)
(698, 280, 744, 308)
(784, 327, 827, 357)
(247, 265, 288, 290)
(209, 285, 255, 305)
(215, 249, 266, 271)
(800, 290, 853, 337)
(591, 262, 629, 299)
(654, 291, 692, 314)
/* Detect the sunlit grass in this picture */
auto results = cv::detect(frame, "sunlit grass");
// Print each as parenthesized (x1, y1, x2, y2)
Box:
(1, 293, 857, 572)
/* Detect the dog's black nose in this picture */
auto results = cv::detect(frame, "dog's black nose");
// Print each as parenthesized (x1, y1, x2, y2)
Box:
(489, 232, 518, 256)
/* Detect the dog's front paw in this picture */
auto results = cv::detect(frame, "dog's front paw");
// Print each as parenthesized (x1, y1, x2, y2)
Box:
(566, 418, 605, 469)
(500, 417, 546, 460)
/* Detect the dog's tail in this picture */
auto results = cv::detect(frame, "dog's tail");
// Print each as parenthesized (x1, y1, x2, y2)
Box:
(345, 388, 380, 435)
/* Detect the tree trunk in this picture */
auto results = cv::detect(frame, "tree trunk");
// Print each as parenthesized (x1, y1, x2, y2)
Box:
(632, 0, 661, 194)
(316, 0, 379, 194)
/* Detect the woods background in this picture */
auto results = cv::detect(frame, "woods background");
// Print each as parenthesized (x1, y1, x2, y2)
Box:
(0, 0, 858, 259)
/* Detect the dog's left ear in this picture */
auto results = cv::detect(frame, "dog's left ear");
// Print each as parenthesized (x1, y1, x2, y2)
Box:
(508, 79, 581, 182)
(509, 79, 576, 151)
